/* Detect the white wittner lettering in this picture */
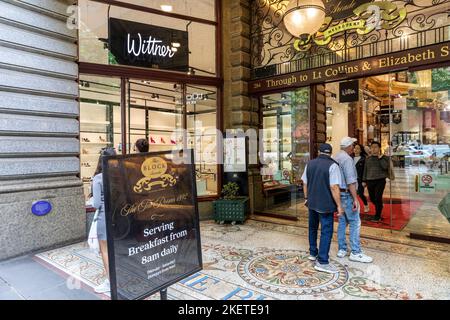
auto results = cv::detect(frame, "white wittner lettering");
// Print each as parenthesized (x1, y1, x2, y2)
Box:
(127, 33, 176, 58)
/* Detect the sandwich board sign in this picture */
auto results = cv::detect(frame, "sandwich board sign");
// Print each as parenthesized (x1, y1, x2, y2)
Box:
(102, 150, 202, 300)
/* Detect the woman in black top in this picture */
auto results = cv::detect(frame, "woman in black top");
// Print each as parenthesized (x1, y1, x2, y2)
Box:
(353, 144, 369, 213)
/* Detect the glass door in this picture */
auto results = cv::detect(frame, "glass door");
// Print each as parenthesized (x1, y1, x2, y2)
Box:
(389, 67, 450, 239)
(126, 80, 184, 154)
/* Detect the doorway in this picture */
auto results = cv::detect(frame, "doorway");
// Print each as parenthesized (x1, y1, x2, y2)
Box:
(326, 67, 450, 240)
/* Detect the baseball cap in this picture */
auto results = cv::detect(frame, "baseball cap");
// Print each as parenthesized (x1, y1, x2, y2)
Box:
(340, 137, 357, 148)
(319, 143, 333, 154)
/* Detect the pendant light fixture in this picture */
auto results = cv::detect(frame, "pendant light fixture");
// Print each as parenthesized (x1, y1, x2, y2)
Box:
(283, 0, 326, 39)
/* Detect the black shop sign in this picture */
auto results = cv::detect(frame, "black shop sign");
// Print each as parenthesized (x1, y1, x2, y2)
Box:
(108, 18, 189, 72)
(102, 150, 202, 300)
(339, 80, 360, 103)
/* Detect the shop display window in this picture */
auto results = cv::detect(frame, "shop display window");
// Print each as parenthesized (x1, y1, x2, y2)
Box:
(187, 85, 219, 197)
(80, 76, 219, 201)
(79, 75, 121, 201)
(257, 88, 310, 215)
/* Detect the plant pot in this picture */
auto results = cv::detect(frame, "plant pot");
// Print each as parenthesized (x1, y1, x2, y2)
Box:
(213, 197, 249, 224)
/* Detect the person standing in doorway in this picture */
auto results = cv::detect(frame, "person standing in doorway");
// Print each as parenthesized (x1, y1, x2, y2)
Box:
(363, 142, 390, 222)
(335, 138, 373, 263)
(354, 144, 369, 214)
(301, 143, 345, 274)
(92, 147, 117, 294)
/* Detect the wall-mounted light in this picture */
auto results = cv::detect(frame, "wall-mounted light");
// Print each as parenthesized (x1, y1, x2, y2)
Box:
(187, 68, 196, 75)
(283, 0, 326, 39)
(160, 5, 173, 12)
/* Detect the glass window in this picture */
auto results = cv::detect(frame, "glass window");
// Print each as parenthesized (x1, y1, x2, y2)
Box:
(325, 68, 450, 238)
(186, 85, 218, 197)
(79, 75, 121, 201)
(126, 80, 184, 154)
(79, 0, 217, 76)
(256, 88, 310, 216)
(114, 0, 216, 22)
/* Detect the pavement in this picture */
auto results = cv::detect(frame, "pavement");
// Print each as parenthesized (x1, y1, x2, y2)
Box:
(1, 220, 449, 300)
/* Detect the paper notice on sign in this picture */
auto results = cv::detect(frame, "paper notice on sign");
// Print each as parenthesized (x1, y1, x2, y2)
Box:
(224, 137, 246, 173)
(394, 98, 407, 110)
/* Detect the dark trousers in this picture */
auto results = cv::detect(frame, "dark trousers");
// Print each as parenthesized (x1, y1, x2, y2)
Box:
(357, 179, 368, 206)
(367, 179, 387, 219)
(309, 209, 334, 265)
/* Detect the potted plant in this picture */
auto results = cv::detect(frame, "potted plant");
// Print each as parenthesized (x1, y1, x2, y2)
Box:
(213, 182, 249, 225)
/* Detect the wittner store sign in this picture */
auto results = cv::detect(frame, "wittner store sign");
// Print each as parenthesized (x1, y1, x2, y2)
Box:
(109, 18, 189, 72)
(249, 42, 450, 94)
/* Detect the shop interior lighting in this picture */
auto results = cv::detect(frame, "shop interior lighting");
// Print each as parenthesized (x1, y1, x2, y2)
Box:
(160, 5, 173, 12)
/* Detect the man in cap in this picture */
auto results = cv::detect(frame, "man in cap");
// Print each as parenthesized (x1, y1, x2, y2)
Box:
(301, 143, 344, 274)
(334, 137, 373, 263)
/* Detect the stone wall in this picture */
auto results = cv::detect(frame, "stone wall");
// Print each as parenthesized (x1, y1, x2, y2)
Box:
(0, 0, 85, 261)
(222, 0, 263, 214)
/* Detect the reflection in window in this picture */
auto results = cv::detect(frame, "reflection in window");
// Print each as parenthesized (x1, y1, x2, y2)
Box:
(187, 85, 218, 197)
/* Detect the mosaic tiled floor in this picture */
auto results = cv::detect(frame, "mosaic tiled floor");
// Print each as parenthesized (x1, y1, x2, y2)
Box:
(35, 221, 450, 300)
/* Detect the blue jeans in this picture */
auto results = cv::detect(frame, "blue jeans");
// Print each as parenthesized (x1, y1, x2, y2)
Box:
(309, 209, 334, 265)
(337, 193, 362, 254)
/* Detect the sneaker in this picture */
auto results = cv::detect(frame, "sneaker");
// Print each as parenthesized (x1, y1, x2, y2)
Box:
(349, 252, 373, 264)
(314, 262, 339, 274)
(337, 250, 348, 258)
(308, 255, 317, 261)
(94, 279, 111, 294)
(364, 205, 370, 213)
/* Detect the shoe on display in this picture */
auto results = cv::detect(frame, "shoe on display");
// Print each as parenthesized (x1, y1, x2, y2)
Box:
(314, 262, 339, 274)
(99, 136, 106, 142)
(364, 205, 370, 213)
(349, 252, 374, 264)
(161, 138, 166, 144)
(150, 137, 156, 144)
(308, 255, 317, 261)
(337, 250, 348, 258)
(94, 279, 111, 294)
(170, 139, 176, 145)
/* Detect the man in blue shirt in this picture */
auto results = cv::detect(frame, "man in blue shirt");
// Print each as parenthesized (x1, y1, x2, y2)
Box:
(334, 137, 373, 264)
(301, 143, 344, 274)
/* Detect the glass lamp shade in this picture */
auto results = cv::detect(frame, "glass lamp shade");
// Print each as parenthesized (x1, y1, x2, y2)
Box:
(283, 0, 326, 38)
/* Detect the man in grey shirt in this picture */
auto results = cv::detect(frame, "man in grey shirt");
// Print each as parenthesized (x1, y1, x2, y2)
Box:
(334, 137, 373, 264)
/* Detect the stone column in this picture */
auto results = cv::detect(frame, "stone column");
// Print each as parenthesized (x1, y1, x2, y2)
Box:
(222, 0, 263, 213)
(311, 84, 327, 158)
(0, 0, 85, 261)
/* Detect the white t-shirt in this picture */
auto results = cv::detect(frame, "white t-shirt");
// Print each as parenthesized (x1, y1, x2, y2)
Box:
(301, 163, 342, 186)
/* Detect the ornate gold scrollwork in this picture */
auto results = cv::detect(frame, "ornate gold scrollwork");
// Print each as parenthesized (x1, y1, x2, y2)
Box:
(133, 174, 178, 193)
(294, 2, 407, 52)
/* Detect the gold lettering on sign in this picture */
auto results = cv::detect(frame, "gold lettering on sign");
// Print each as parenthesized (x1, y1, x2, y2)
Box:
(266, 75, 298, 88)
(379, 50, 436, 68)
(329, 0, 357, 15)
(442, 45, 449, 57)
(134, 157, 178, 193)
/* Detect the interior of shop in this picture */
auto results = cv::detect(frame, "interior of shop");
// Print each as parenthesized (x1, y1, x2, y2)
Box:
(256, 67, 450, 239)
(79, 75, 219, 202)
